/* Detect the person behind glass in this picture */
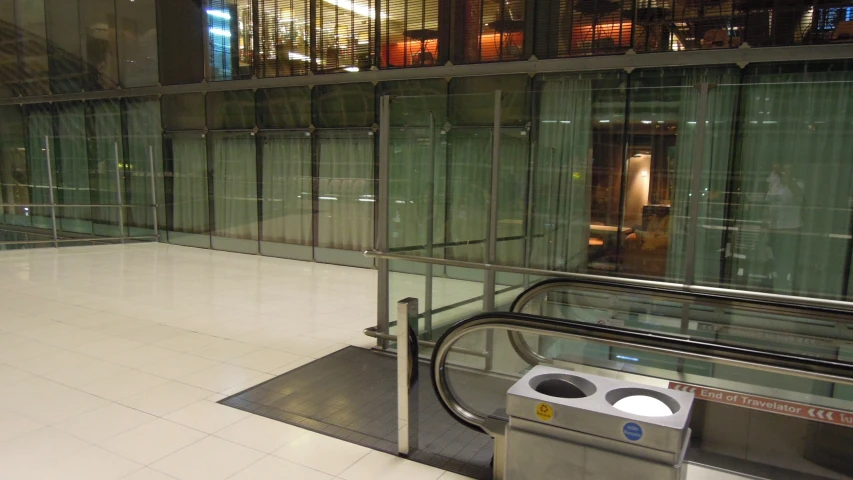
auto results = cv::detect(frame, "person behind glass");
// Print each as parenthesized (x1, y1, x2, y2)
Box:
(765, 163, 804, 293)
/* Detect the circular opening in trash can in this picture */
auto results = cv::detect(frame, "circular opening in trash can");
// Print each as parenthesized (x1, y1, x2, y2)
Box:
(531, 375, 596, 399)
(605, 387, 680, 417)
(613, 395, 673, 417)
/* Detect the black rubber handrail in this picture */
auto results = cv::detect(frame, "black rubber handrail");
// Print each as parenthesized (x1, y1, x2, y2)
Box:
(509, 277, 853, 316)
(431, 311, 853, 433)
(505, 277, 853, 366)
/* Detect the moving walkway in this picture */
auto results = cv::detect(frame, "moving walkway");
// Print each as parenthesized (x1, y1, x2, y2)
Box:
(427, 279, 853, 479)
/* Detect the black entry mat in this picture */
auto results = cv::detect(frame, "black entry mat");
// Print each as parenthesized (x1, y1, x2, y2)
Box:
(219, 346, 493, 479)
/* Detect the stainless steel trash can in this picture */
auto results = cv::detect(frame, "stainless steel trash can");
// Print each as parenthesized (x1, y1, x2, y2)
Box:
(505, 366, 693, 480)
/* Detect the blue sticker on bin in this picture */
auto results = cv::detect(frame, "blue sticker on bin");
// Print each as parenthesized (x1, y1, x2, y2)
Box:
(623, 422, 643, 441)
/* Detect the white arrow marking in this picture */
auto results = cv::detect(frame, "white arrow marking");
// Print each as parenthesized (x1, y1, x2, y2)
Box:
(827, 412, 835, 421)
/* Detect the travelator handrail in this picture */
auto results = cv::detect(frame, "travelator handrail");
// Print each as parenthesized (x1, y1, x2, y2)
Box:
(431, 312, 853, 433)
(505, 277, 853, 366)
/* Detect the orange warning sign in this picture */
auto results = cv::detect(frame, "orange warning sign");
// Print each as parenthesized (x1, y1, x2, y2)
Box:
(669, 382, 853, 429)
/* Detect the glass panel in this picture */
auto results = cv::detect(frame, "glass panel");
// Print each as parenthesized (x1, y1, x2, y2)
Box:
(495, 128, 528, 268)
(256, 0, 311, 78)
(449, 75, 527, 126)
(211, 132, 258, 241)
(381, 0, 441, 68)
(316, 130, 375, 251)
(207, 90, 256, 130)
(54, 103, 92, 234)
(260, 132, 312, 245)
(157, 0, 204, 85)
(257, 87, 311, 128)
(670, 79, 739, 286)
(80, 0, 120, 90)
(0, 106, 27, 225)
(0, 0, 18, 98)
(526, 74, 626, 274)
(116, 0, 158, 87)
(166, 132, 210, 244)
(87, 100, 123, 236)
(314, 83, 376, 128)
(316, 0, 376, 73)
(206, 0, 254, 81)
(24, 105, 53, 229)
(162, 93, 206, 131)
(725, 69, 853, 300)
(617, 68, 739, 282)
(16, 0, 50, 96)
(123, 98, 163, 232)
(45, 0, 83, 94)
(445, 126, 491, 263)
(451, 0, 529, 63)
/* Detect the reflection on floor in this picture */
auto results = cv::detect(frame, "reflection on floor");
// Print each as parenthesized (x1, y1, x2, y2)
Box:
(221, 346, 493, 480)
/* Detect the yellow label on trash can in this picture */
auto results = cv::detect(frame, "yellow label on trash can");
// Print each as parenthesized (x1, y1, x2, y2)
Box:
(535, 402, 554, 421)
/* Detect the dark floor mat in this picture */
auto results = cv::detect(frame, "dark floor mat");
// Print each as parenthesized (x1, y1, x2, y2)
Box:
(219, 346, 493, 480)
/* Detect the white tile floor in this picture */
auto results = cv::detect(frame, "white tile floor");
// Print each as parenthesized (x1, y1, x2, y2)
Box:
(0, 243, 737, 480)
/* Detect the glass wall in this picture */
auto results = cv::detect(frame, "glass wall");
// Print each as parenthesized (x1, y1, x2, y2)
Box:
(314, 83, 376, 265)
(3, 0, 853, 98)
(88, 99, 123, 237)
(258, 87, 313, 259)
(16, 0, 50, 96)
(0, 98, 161, 244)
(256, 0, 311, 78)
(206, 0, 255, 81)
(386, 63, 853, 303)
(3, 63, 852, 292)
(206, 90, 258, 253)
(163, 93, 209, 247)
(158, 0, 204, 85)
(116, 0, 158, 87)
(0, 106, 27, 225)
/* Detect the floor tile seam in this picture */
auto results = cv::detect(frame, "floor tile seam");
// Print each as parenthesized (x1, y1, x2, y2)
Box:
(141, 433, 214, 468)
(219, 449, 336, 480)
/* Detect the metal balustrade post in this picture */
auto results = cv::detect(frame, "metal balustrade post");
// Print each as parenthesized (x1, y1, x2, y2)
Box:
(44, 136, 58, 248)
(397, 298, 419, 456)
(425, 111, 436, 339)
(114, 142, 125, 243)
(377, 95, 391, 349)
(149, 146, 159, 240)
(483, 90, 503, 371)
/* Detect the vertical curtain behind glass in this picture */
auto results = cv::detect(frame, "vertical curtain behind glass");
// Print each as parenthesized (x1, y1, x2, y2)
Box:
(389, 127, 437, 254)
(317, 132, 374, 251)
(667, 75, 738, 284)
(496, 131, 530, 267)
(55, 104, 92, 233)
(261, 134, 311, 245)
(529, 78, 593, 272)
(732, 72, 853, 299)
(212, 133, 258, 239)
(445, 129, 491, 263)
(172, 134, 209, 234)
(88, 101, 122, 229)
(26, 109, 53, 228)
(124, 99, 163, 230)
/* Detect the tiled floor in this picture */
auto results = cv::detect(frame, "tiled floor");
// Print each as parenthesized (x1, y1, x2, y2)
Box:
(0, 243, 743, 480)
(0, 243, 462, 480)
